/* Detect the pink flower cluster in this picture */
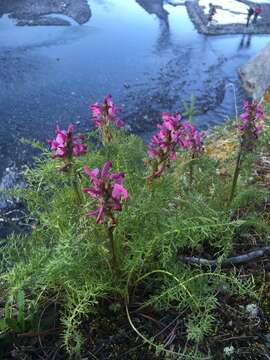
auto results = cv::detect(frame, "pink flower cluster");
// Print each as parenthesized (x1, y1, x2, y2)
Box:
(90, 94, 124, 129)
(148, 112, 183, 162)
(83, 161, 128, 224)
(180, 123, 204, 153)
(237, 101, 264, 144)
(48, 124, 86, 161)
(148, 112, 203, 177)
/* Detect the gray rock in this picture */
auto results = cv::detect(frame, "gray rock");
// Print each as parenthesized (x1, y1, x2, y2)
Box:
(239, 42, 270, 99)
(0, 0, 91, 26)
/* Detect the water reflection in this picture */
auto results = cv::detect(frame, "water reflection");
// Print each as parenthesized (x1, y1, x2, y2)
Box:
(238, 34, 252, 50)
(156, 17, 172, 52)
(1, 0, 270, 179)
(135, 0, 169, 20)
(135, 0, 173, 52)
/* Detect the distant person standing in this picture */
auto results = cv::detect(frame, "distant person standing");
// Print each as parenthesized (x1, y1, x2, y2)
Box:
(253, 5, 262, 24)
(246, 6, 254, 27)
(208, 3, 217, 23)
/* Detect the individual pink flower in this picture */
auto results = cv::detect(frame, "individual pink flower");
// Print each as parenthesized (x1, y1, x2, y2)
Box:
(48, 124, 87, 160)
(236, 100, 264, 151)
(83, 161, 128, 224)
(90, 94, 124, 129)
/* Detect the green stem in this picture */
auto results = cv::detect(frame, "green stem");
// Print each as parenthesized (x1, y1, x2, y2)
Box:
(228, 147, 243, 205)
(147, 160, 158, 190)
(73, 175, 82, 205)
(69, 165, 82, 205)
(189, 153, 195, 188)
(146, 174, 153, 191)
(108, 224, 119, 271)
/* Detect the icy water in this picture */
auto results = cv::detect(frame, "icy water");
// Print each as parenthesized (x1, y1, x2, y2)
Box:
(0, 0, 270, 178)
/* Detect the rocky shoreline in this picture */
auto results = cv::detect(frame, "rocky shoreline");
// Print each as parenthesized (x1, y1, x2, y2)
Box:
(240, 42, 270, 99)
(0, 0, 91, 26)
(186, 0, 270, 35)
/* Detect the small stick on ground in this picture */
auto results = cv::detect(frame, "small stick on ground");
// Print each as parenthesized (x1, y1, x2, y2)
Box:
(178, 246, 270, 268)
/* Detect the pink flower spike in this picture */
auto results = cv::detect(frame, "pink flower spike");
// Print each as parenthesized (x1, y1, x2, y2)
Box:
(48, 124, 87, 162)
(147, 112, 183, 178)
(147, 112, 204, 180)
(83, 161, 128, 224)
(236, 100, 265, 151)
(179, 123, 203, 152)
(90, 94, 124, 132)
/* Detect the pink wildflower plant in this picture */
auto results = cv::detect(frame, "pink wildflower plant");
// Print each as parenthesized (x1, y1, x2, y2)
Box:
(48, 124, 87, 171)
(83, 161, 128, 224)
(229, 101, 265, 204)
(236, 100, 264, 151)
(90, 95, 124, 142)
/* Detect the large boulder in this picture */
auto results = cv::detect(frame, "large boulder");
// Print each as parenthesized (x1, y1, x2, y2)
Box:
(239, 42, 270, 99)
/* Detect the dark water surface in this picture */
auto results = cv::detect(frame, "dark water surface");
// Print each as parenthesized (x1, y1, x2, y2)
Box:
(0, 0, 270, 178)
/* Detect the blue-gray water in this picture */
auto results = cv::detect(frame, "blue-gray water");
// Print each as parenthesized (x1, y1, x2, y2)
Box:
(0, 0, 270, 178)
